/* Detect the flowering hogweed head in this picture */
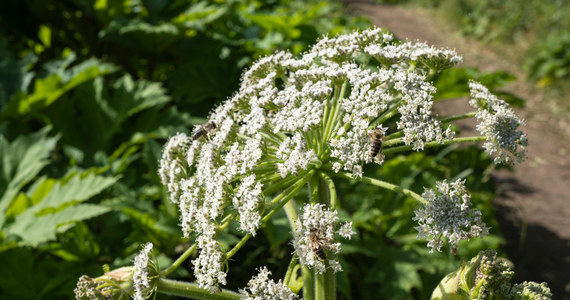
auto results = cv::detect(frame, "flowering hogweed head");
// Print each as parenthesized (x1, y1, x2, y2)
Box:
(292, 204, 354, 273)
(413, 179, 489, 253)
(156, 27, 484, 290)
(468, 81, 527, 165)
(239, 267, 298, 300)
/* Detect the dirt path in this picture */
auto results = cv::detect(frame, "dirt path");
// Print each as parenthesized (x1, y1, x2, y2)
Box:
(345, 2, 570, 298)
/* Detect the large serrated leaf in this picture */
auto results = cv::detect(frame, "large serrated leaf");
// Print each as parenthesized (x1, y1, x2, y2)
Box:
(0, 127, 59, 226)
(4, 171, 117, 246)
(7, 204, 110, 246)
(1, 55, 117, 118)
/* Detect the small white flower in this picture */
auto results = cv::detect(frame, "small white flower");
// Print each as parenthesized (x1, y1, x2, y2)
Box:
(339, 222, 356, 239)
(239, 267, 298, 299)
(413, 180, 489, 253)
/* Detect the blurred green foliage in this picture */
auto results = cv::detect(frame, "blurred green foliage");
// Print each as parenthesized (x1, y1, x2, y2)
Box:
(0, 0, 511, 298)
(376, 0, 570, 91)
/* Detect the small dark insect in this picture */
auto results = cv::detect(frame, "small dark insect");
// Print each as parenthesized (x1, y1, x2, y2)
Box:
(308, 227, 326, 260)
(192, 121, 217, 141)
(369, 127, 385, 158)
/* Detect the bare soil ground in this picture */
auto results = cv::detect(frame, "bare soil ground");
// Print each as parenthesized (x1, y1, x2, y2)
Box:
(345, 2, 570, 298)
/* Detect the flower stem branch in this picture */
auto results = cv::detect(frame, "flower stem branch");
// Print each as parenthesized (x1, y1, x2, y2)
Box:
(383, 136, 486, 155)
(160, 244, 197, 276)
(330, 171, 426, 204)
(157, 278, 240, 299)
(439, 111, 477, 123)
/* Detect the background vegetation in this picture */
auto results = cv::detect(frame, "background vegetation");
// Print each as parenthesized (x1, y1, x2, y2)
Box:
(0, 0, 516, 299)
(375, 0, 570, 112)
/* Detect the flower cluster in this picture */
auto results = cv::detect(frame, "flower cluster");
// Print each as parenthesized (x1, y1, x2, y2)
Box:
(468, 81, 527, 165)
(192, 239, 228, 291)
(156, 27, 482, 291)
(292, 204, 354, 273)
(239, 267, 298, 300)
(133, 243, 159, 300)
(413, 179, 489, 253)
(74, 275, 109, 300)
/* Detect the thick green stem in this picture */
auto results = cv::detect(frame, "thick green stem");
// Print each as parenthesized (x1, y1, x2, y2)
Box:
(315, 272, 325, 300)
(284, 255, 299, 286)
(157, 278, 240, 299)
(324, 266, 336, 300)
(330, 171, 427, 204)
(303, 266, 315, 300)
(318, 171, 337, 210)
(383, 136, 486, 155)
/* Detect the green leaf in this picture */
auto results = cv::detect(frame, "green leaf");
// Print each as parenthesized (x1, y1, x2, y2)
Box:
(3, 171, 117, 246)
(1, 55, 117, 118)
(6, 204, 110, 246)
(0, 127, 59, 226)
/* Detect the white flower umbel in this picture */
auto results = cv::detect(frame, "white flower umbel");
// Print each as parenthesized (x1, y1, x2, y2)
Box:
(413, 179, 489, 253)
(468, 81, 527, 165)
(293, 204, 349, 273)
(156, 27, 498, 292)
(133, 243, 159, 300)
(239, 267, 298, 300)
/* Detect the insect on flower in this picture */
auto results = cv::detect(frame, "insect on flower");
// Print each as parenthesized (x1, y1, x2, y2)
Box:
(369, 127, 385, 158)
(308, 227, 326, 260)
(191, 121, 217, 141)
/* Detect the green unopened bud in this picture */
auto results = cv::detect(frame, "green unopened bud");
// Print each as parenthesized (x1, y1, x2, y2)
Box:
(432, 249, 552, 300)
(432, 249, 513, 300)
(74, 267, 134, 300)
(508, 282, 552, 300)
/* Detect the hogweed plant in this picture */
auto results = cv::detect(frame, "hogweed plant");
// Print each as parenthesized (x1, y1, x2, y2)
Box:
(75, 28, 550, 299)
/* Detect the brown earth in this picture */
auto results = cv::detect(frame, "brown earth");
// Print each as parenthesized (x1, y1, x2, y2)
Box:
(345, 1, 570, 299)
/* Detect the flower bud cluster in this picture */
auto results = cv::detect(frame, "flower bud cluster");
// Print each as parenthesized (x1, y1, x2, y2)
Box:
(413, 179, 489, 253)
(468, 81, 527, 165)
(432, 249, 551, 300)
(292, 204, 354, 273)
(239, 267, 298, 300)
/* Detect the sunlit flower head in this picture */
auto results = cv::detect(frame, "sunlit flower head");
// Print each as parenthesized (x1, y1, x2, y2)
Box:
(468, 81, 527, 165)
(157, 27, 470, 289)
(413, 179, 489, 253)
